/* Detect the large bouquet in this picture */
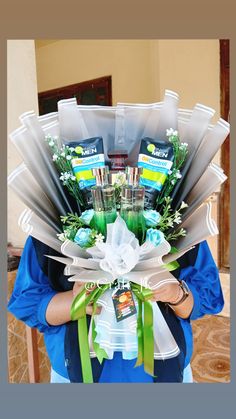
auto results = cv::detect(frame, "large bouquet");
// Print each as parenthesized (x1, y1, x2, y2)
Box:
(8, 90, 229, 382)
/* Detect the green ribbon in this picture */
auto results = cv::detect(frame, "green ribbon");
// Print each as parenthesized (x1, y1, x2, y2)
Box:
(70, 284, 110, 383)
(70, 259, 179, 382)
(163, 260, 179, 271)
(131, 283, 155, 377)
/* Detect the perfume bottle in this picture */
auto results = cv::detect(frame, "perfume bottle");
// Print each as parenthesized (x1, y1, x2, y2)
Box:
(91, 167, 117, 236)
(120, 167, 145, 242)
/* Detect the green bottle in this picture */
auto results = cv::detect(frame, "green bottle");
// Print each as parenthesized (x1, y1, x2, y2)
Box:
(120, 167, 145, 243)
(91, 167, 117, 236)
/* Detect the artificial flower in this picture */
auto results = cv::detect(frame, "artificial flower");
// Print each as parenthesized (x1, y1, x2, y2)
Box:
(74, 228, 92, 248)
(146, 228, 165, 247)
(143, 210, 161, 227)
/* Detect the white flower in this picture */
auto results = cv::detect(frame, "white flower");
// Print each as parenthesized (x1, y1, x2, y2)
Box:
(69, 147, 75, 152)
(60, 174, 65, 181)
(171, 179, 176, 185)
(176, 171, 182, 179)
(95, 233, 105, 244)
(52, 154, 59, 161)
(179, 201, 188, 210)
(49, 140, 54, 147)
(114, 172, 127, 186)
(174, 215, 182, 224)
(61, 152, 66, 157)
(64, 172, 71, 180)
(66, 155, 72, 160)
(181, 142, 188, 147)
(71, 175, 76, 181)
(166, 128, 178, 137)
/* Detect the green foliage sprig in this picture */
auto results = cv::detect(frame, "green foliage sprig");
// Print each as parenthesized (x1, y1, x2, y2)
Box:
(156, 129, 188, 207)
(157, 197, 188, 242)
(45, 134, 85, 207)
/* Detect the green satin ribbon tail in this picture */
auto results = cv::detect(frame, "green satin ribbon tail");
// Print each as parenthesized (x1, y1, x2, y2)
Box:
(70, 284, 110, 383)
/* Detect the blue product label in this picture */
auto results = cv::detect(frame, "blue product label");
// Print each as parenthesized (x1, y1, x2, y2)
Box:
(138, 138, 174, 192)
(66, 137, 105, 190)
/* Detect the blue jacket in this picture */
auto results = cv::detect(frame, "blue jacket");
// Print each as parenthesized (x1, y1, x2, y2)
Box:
(8, 236, 224, 382)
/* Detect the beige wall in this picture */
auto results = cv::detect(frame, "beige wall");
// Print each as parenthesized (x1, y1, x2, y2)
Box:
(36, 40, 156, 104)
(158, 40, 220, 120)
(7, 40, 39, 246)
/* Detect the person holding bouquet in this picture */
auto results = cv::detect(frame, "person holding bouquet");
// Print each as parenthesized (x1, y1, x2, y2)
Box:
(8, 235, 223, 383)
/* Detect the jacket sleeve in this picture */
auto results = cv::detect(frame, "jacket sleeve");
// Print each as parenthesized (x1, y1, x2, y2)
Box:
(179, 241, 224, 321)
(8, 236, 62, 334)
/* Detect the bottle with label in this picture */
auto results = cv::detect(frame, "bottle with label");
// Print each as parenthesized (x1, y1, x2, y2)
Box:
(91, 167, 117, 236)
(120, 167, 145, 242)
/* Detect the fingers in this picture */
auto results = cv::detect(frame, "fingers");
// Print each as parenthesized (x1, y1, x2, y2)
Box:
(86, 304, 102, 316)
(72, 282, 84, 297)
(72, 282, 97, 297)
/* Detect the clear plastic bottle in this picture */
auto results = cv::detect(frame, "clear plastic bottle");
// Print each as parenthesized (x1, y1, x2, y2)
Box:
(120, 167, 145, 242)
(91, 167, 117, 236)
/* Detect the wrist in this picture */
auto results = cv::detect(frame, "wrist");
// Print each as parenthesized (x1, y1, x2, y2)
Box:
(168, 283, 184, 305)
(168, 280, 190, 306)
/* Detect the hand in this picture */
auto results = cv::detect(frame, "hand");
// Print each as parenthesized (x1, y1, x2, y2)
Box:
(72, 282, 102, 316)
(150, 282, 183, 304)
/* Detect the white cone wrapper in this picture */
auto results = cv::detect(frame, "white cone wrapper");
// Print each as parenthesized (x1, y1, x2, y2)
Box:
(8, 163, 60, 232)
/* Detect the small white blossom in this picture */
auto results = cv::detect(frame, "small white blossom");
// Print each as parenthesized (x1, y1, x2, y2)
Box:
(181, 142, 188, 147)
(95, 233, 105, 244)
(61, 151, 66, 157)
(69, 147, 75, 152)
(66, 155, 72, 160)
(52, 154, 59, 161)
(114, 172, 127, 186)
(174, 215, 182, 224)
(71, 175, 76, 181)
(171, 179, 176, 185)
(166, 128, 178, 137)
(49, 140, 54, 147)
(176, 171, 182, 179)
(180, 201, 188, 210)
(64, 172, 71, 180)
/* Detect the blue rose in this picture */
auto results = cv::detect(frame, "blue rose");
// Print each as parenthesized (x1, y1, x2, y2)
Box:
(143, 210, 161, 227)
(79, 209, 94, 226)
(146, 228, 165, 247)
(74, 228, 92, 248)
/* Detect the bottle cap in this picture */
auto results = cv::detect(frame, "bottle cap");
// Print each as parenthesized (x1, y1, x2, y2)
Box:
(126, 167, 143, 186)
(92, 166, 109, 186)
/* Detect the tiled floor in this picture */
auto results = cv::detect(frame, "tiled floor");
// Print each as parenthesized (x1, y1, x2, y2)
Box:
(8, 271, 230, 383)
